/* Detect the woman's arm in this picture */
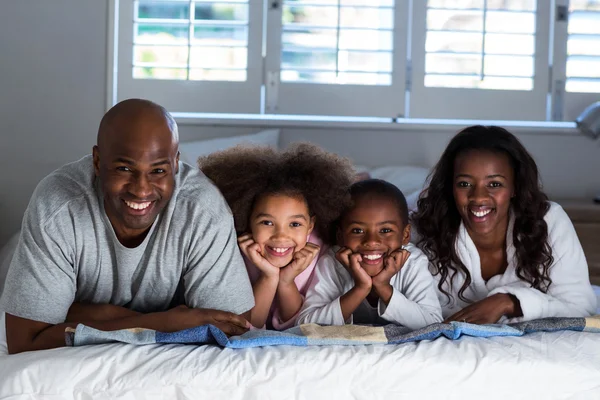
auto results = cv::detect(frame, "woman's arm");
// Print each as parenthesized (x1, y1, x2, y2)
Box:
(489, 203, 597, 321)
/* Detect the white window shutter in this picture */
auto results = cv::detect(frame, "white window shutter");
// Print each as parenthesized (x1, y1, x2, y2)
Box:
(116, 0, 264, 113)
(557, 0, 600, 121)
(408, 0, 550, 121)
(264, 0, 407, 118)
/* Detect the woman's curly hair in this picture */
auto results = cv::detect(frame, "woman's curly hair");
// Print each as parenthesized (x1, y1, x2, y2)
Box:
(412, 125, 553, 304)
(198, 142, 354, 244)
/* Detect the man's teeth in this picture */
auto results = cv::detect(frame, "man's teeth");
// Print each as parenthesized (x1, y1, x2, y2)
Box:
(272, 247, 291, 253)
(125, 201, 151, 210)
(470, 209, 492, 218)
(362, 254, 383, 260)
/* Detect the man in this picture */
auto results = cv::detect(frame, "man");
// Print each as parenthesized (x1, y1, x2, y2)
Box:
(0, 99, 255, 354)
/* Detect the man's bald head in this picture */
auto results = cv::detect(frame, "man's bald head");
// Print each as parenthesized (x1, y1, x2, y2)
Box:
(93, 99, 181, 247)
(97, 98, 178, 149)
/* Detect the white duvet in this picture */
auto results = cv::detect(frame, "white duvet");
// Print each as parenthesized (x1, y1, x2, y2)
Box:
(1, 328, 600, 400)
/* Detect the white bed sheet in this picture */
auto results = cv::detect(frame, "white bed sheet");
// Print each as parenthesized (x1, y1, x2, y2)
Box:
(1, 330, 600, 400)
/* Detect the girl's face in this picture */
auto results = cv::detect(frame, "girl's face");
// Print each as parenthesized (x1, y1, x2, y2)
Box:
(339, 195, 410, 277)
(250, 193, 315, 268)
(453, 150, 515, 241)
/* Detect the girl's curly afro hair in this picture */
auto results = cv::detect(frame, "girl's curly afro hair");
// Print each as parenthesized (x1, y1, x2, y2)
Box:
(198, 142, 354, 244)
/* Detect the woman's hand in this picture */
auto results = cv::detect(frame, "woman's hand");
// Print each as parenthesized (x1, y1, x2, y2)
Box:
(280, 243, 320, 285)
(444, 293, 520, 324)
(237, 233, 279, 279)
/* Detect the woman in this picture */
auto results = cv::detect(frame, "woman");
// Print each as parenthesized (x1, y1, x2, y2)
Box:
(412, 125, 596, 324)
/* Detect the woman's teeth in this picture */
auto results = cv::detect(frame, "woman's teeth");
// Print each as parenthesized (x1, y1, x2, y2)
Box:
(470, 209, 492, 218)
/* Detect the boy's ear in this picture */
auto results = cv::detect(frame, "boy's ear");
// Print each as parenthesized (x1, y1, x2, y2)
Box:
(402, 224, 411, 246)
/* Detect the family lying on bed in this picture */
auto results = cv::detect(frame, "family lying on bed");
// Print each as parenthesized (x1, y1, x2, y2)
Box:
(1, 99, 596, 354)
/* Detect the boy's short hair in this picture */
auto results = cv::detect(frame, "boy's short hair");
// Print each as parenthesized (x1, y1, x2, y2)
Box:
(348, 179, 409, 224)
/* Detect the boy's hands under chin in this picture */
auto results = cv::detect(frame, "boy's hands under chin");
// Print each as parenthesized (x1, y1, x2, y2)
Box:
(372, 248, 411, 287)
(371, 248, 410, 304)
(237, 233, 279, 279)
(280, 243, 320, 285)
(336, 247, 372, 290)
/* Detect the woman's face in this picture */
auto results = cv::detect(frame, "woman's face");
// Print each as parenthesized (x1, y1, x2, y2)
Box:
(452, 150, 515, 241)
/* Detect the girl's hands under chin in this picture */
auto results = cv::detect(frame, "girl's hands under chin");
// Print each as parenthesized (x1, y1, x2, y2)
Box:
(237, 233, 279, 279)
(280, 243, 320, 285)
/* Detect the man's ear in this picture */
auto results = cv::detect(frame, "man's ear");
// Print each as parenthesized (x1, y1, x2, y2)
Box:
(175, 151, 180, 174)
(92, 146, 100, 177)
(402, 224, 411, 246)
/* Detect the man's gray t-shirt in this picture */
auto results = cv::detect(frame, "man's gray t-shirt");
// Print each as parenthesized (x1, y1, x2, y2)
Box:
(0, 156, 254, 324)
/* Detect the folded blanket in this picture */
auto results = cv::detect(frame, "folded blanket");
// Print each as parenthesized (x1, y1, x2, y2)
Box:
(65, 315, 600, 348)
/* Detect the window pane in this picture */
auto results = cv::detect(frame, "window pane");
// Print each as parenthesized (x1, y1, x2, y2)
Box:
(194, 3, 248, 22)
(426, 53, 482, 74)
(426, 31, 482, 52)
(137, 1, 189, 19)
(282, 28, 337, 49)
(427, 0, 485, 9)
(484, 55, 533, 77)
(193, 26, 247, 46)
(567, 57, 600, 78)
(135, 23, 189, 44)
(189, 69, 246, 81)
(485, 11, 535, 34)
(566, 79, 600, 93)
(283, 6, 339, 26)
(570, 0, 600, 11)
(189, 47, 247, 68)
(427, 10, 484, 31)
(133, 67, 188, 80)
(339, 29, 393, 51)
(425, 74, 532, 89)
(484, 33, 534, 55)
(339, 7, 394, 29)
(134, 45, 189, 67)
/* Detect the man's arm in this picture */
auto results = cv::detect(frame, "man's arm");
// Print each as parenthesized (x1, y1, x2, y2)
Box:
(6, 306, 251, 354)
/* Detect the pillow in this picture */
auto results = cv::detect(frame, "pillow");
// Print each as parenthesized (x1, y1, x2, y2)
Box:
(368, 166, 430, 212)
(179, 129, 280, 165)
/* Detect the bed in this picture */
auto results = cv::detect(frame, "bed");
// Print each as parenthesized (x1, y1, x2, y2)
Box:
(2, 134, 600, 399)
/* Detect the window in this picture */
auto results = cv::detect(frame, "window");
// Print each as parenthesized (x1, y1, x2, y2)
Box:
(424, 0, 536, 91)
(117, 0, 264, 113)
(264, 0, 408, 117)
(111, 0, 600, 121)
(409, 0, 550, 121)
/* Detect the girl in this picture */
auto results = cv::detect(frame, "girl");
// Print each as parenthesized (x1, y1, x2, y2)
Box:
(198, 143, 354, 329)
(297, 179, 442, 329)
(412, 125, 596, 324)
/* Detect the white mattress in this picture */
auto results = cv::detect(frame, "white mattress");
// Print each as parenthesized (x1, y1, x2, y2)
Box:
(1, 330, 600, 400)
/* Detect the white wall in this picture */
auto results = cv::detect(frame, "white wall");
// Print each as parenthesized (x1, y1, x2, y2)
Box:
(0, 1, 108, 247)
(1, 1, 599, 249)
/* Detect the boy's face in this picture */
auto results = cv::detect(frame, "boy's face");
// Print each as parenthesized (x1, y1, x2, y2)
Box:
(338, 195, 410, 277)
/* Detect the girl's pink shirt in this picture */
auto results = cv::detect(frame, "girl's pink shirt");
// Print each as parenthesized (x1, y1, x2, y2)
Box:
(244, 233, 325, 330)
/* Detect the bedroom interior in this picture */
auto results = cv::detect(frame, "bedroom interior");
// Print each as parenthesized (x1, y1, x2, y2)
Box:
(1, 0, 599, 398)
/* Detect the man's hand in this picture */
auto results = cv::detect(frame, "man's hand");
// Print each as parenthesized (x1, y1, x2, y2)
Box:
(166, 306, 251, 336)
(444, 293, 521, 324)
(336, 248, 372, 290)
(238, 233, 280, 279)
(371, 248, 410, 304)
(279, 243, 320, 285)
